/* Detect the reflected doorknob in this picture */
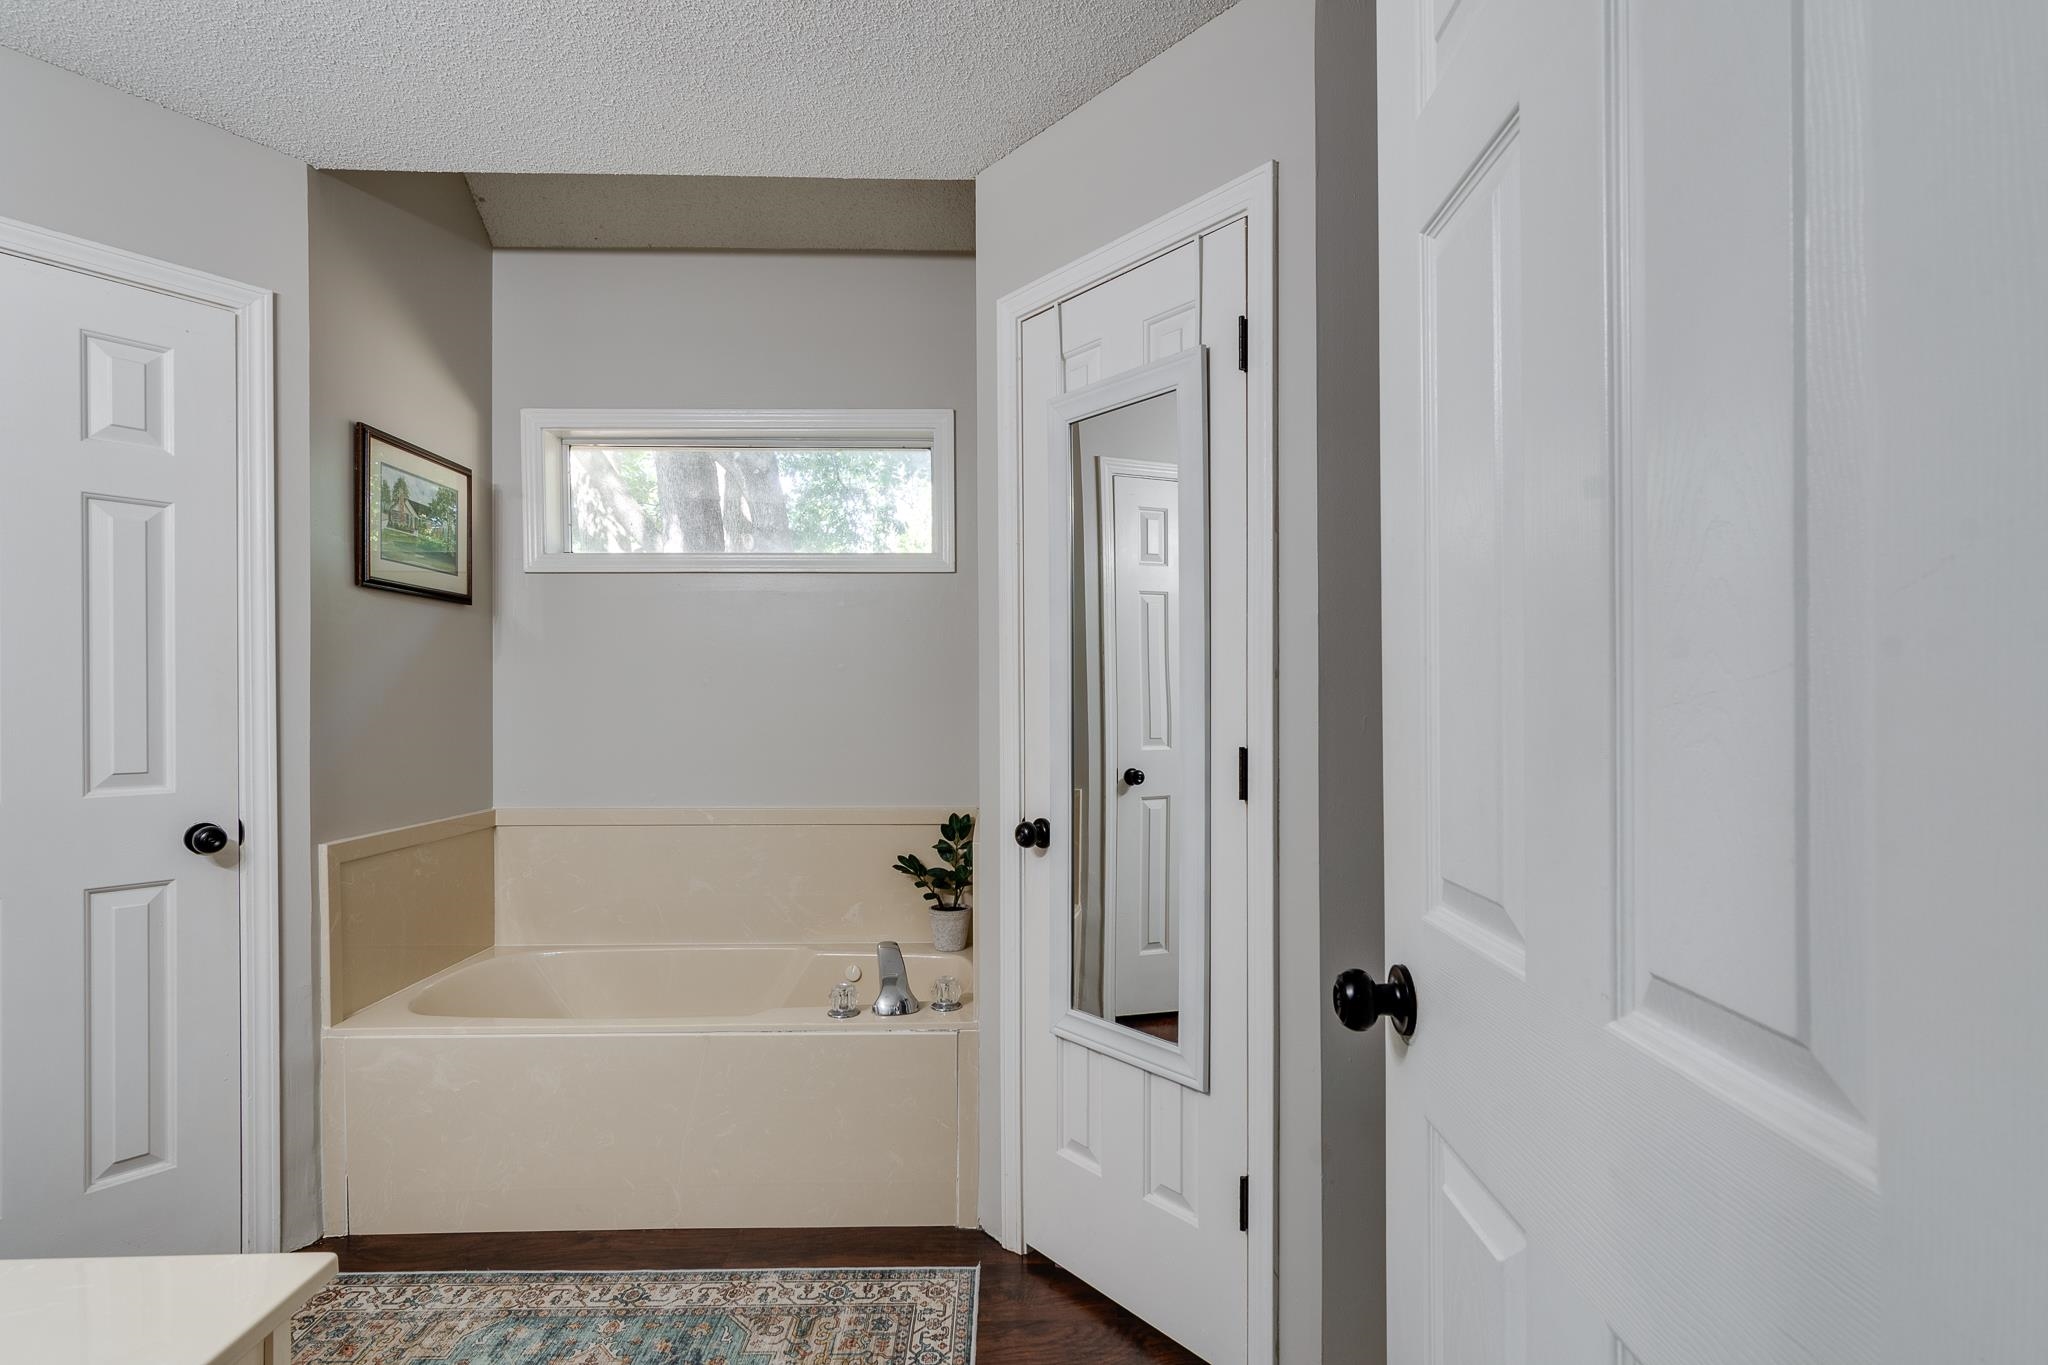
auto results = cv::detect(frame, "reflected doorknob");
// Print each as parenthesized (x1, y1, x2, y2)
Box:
(1013, 817, 1051, 850)
(1332, 964, 1418, 1039)
(1122, 767, 1145, 787)
(183, 822, 232, 856)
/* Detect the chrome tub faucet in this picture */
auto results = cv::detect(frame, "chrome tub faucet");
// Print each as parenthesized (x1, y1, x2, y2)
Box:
(872, 941, 922, 1016)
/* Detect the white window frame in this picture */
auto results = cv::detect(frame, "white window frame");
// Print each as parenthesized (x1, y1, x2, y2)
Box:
(520, 407, 956, 573)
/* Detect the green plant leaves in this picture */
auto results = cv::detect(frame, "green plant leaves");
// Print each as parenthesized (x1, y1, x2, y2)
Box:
(892, 812, 976, 909)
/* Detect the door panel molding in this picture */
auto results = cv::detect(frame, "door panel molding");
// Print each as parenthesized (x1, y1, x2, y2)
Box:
(1603, 0, 1875, 1187)
(992, 163, 1276, 1361)
(0, 212, 281, 1253)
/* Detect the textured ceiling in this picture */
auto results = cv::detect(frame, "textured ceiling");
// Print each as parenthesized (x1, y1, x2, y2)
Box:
(0, 0, 1238, 178)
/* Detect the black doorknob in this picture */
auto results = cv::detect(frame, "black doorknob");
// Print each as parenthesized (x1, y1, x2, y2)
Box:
(1333, 964, 1417, 1038)
(183, 822, 232, 856)
(1012, 817, 1052, 849)
(1122, 768, 1146, 787)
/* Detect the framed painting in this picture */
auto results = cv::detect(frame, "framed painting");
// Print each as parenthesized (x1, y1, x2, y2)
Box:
(354, 423, 473, 604)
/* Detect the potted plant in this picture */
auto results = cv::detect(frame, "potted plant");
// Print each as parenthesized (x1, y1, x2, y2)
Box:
(893, 813, 974, 952)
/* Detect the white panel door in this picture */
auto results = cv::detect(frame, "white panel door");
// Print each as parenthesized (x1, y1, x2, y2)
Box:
(1056, 241, 1203, 390)
(1105, 468, 1182, 1021)
(1864, 6, 2048, 1359)
(0, 251, 244, 1255)
(1023, 223, 1250, 1362)
(1372, 0, 1913, 1360)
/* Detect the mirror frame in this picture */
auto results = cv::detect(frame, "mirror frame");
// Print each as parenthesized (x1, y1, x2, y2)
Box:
(1044, 348, 1211, 1091)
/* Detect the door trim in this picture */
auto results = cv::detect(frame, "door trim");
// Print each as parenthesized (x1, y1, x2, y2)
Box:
(0, 214, 282, 1254)
(990, 162, 1277, 1362)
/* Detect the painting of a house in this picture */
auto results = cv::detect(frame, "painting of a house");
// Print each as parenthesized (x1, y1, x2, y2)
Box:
(355, 422, 472, 604)
(376, 462, 460, 574)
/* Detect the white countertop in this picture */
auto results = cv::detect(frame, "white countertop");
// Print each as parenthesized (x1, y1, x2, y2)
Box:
(0, 1252, 338, 1365)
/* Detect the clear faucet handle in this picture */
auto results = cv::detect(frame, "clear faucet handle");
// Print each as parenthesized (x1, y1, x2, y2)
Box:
(827, 980, 860, 1019)
(931, 975, 963, 1013)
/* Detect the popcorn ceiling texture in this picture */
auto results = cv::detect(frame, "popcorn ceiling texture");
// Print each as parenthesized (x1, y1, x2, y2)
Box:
(0, 0, 1239, 178)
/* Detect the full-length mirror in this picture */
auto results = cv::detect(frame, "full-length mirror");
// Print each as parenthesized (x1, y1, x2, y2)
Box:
(1048, 349, 1209, 1089)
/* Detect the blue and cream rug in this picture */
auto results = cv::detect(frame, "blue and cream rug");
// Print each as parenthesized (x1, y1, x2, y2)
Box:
(293, 1268, 978, 1364)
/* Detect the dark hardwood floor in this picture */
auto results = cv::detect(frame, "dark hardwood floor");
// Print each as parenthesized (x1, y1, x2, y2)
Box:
(1114, 1011, 1182, 1044)
(307, 1226, 1201, 1363)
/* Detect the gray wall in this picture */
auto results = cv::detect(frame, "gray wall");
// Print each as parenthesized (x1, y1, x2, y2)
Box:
(306, 171, 495, 1242)
(309, 169, 494, 845)
(973, 0, 1380, 1357)
(490, 251, 979, 808)
(0, 46, 322, 1246)
(1314, 0, 1385, 1359)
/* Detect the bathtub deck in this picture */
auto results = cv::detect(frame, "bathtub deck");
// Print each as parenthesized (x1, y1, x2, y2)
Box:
(309, 1226, 1199, 1363)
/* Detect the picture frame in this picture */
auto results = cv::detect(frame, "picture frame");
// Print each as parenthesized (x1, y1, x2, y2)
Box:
(354, 423, 474, 604)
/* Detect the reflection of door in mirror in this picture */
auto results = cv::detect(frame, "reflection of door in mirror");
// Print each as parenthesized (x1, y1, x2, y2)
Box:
(1071, 394, 1183, 1045)
(1107, 465, 1179, 1039)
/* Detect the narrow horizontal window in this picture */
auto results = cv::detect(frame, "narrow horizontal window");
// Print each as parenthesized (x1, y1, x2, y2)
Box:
(565, 445, 934, 557)
(521, 409, 954, 573)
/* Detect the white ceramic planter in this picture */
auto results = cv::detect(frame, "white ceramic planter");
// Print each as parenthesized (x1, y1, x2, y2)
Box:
(930, 906, 970, 952)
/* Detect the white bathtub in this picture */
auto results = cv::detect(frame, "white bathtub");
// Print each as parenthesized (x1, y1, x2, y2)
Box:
(341, 943, 975, 1031)
(323, 944, 978, 1235)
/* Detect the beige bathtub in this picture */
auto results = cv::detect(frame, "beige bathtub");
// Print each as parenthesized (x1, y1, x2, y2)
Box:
(342, 943, 975, 1031)
(323, 944, 979, 1235)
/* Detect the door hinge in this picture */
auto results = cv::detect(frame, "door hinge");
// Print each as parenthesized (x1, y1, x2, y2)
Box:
(1238, 747, 1249, 802)
(1239, 1175, 1250, 1232)
(1236, 315, 1249, 372)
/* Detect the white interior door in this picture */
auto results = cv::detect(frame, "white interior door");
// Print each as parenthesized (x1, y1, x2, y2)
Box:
(1022, 223, 1251, 1363)
(1372, 0, 2048, 1357)
(1104, 463, 1182, 1023)
(1375, 0, 1900, 1359)
(0, 250, 245, 1255)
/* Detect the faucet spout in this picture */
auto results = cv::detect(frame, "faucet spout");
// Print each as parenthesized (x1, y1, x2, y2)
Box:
(872, 941, 922, 1016)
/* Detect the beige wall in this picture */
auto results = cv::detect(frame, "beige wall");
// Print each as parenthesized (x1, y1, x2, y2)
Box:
(490, 250, 978, 809)
(320, 807, 968, 1022)
(973, 1, 1380, 1357)
(495, 809, 965, 946)
(321, 812, 495, 1024)
(0, 47, 324, 1248)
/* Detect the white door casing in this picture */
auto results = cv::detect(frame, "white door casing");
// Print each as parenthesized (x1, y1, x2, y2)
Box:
(0, 218, 279, 1255)
(1373, 0, 1918, 1360)
(1103, 462, 1182, 1021)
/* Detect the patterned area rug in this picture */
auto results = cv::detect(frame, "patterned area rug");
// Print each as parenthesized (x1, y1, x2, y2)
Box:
(293, 1268, 978, 1364)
